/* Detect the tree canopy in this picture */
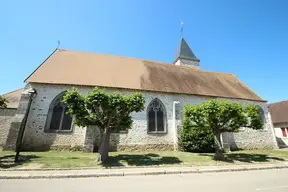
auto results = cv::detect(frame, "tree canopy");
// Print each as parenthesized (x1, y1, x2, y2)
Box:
(0, 96, 8, 108)
(183, 99, 263, 159)
(62, 87, 145, 163)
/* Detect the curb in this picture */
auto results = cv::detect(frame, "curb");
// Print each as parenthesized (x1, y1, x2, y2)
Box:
(1, 165, 288, 180)
(0, 164, 201, 172)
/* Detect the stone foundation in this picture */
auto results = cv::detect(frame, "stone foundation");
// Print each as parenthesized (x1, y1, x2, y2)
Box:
(21, 145, 84, 152)
(115, 144, 174, 151)
(20, 144, 174, 152)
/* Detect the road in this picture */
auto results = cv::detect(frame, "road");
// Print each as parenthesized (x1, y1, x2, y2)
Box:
(0, 169, 288, 192)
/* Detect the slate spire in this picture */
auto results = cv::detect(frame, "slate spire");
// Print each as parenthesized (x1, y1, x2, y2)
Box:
(174, 37, 199, 63)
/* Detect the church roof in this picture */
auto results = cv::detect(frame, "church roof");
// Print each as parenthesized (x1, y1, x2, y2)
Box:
(268, 100, 288, 124)
(2, 88, 24, 108)
(25, 49, 265, 102)
(174, 37, 199, 63)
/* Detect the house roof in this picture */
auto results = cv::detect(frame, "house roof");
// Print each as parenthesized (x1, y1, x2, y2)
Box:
(268, 100, 288, 124)
(25, 49, 265, 102)
(2, 88, 24, 108)
(174, 37, 199, 63)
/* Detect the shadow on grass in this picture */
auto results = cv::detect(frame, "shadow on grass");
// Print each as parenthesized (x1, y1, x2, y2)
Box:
(199, 153, 285, 163)
(104, 153, 182, 167)
(0, 155, 39, 169)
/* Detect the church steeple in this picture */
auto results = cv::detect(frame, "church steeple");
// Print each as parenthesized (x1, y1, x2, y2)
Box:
(173, 37, 200, 69)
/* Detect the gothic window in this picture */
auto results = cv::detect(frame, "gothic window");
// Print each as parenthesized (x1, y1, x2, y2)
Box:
(147, 98, 167, 133)
(45, 92, 73, 132)
(258, 107, 265, 122)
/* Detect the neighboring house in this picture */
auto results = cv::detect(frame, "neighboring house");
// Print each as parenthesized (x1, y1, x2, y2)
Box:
(0, 36, 278, 152)
(268, 100, 288, 148)
(0, 88, 23, 146)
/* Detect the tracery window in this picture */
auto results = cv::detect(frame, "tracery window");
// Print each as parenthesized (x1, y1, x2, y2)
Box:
(147, 98, 167, 133)
(45, 92, 72, 132)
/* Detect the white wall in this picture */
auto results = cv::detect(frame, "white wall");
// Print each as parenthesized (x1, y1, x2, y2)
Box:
(21, 83, 278, 151)
(273, 123, 288, 147)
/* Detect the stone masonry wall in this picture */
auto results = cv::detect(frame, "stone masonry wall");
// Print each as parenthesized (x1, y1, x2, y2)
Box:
(20, 85, 86, 151)
(0, 109, 17, 146)
(21, 83, 278, 151)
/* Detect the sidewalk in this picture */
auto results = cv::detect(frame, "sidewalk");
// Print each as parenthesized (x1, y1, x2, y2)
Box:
(1, 163, 288, 179)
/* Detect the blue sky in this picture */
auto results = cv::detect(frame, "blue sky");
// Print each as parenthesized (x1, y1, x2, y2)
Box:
(0, 0, 287, 103)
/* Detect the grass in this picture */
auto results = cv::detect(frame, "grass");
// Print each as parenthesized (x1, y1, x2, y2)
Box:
(1, 149, 288, 169)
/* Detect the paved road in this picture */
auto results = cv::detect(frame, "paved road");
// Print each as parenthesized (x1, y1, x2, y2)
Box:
(1, 169, 288, 192)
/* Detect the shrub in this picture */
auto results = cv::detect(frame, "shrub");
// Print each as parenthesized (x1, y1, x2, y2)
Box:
(179, 118, 214, 153)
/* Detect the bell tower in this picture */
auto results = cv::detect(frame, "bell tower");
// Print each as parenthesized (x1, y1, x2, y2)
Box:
(173, 37, 200, 69)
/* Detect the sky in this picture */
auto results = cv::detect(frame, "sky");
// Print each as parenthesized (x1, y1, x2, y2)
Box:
(0, 0, 287, 103)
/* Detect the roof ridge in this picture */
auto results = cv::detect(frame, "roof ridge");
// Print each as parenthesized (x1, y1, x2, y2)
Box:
(2, 88, 24, 96)
(268, 100, 288, 106)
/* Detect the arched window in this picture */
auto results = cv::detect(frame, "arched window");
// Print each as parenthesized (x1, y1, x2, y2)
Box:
(258, 106, 266, 123)
(147, 98, 167, 133)
(257, 106, 266, 123)
(45, 92, 73, 132)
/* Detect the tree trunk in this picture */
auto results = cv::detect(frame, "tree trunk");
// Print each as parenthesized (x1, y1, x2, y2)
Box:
(213, 132, 225, 160)
(94, 128, 103, 152)
(97, 129, 110, 164)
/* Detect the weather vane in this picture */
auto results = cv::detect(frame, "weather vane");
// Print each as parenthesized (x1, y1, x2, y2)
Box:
(57, 40, 60, 49)
(180, 20, 184, 37)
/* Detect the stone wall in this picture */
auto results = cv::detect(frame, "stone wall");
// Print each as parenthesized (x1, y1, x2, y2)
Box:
(19, 85, 86, 151)
(20, 83, 277, 151)
(224, 111, 278, 150)
(0, 109, 17, 146)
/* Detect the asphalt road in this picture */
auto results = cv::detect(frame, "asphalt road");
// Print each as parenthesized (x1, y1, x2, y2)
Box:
(1, 169, 288, 192)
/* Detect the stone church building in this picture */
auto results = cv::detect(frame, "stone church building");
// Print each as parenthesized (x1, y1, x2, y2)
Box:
(0, 37, 278, 152)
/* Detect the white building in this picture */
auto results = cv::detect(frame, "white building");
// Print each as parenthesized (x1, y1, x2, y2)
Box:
(268, 100, 288, 148)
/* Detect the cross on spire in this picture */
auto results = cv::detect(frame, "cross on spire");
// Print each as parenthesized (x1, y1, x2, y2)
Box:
(180, 20, 184, 37)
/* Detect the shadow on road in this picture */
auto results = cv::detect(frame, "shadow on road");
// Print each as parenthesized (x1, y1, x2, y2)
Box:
(104, 153, 182, 167)
(0, 154, 39, 169)
(199, 153, 285, 163)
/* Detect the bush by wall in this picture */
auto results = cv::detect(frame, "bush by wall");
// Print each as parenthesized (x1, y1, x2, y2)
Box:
(179, 118, 215, 153)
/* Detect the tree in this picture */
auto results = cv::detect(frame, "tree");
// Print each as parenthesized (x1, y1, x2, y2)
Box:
(183, 99, 263, 160)
(62, 87, 145, 163)
(0, 95, 8, 108)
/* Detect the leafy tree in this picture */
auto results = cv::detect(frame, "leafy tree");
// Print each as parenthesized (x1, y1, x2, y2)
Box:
(0, 95, 8, 108)
(183, 100, 263, 160)
(62, 87, 145, 163)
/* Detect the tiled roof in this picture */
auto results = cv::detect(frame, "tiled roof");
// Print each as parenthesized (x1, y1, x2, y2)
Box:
(2, 88, 24, 108)
(25, 49, 265, 102)
(268, 100, 288, 124)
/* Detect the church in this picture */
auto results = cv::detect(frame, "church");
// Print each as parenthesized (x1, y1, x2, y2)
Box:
(0, 37, 278, 152)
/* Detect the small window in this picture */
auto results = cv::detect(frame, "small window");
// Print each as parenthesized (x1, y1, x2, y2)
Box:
(281, 128, 287, 137)
(147, 98, 167, 133)
(45, 92, 73, 132)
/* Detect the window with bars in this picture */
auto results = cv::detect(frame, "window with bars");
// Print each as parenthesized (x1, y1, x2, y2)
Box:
(147, 98, 167, 133)
(45, 92, 73, 132)
(281, 127, 288, 137)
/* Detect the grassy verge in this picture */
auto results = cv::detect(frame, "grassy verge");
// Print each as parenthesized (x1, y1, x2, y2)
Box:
(1, 149, 288, 169)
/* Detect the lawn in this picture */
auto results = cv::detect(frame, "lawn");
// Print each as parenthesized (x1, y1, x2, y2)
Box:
(1, 149, 288, 169)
